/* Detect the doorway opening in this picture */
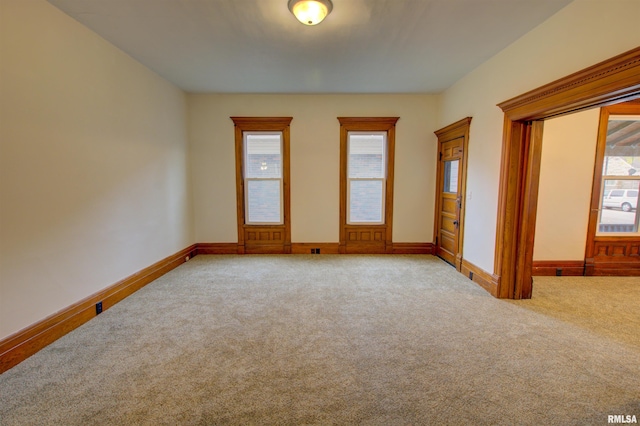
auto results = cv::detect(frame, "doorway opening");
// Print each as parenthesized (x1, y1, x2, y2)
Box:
(494, 46, 640, 299)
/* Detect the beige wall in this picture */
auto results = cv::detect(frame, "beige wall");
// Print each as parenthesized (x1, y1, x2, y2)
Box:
(534, 109, 600, 261)
(0, 0, 192, 339)
(438, 0, 640, 273)
(2, 0, 639, 342)
(188, 94, 438, 244)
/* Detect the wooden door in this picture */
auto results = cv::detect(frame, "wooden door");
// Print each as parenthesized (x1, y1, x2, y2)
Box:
(433, 118, 471, 270)
(436, 139, 463, 265)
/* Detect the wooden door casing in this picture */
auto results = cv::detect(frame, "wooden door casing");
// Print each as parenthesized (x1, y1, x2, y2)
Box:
(496, 47, 640, 299)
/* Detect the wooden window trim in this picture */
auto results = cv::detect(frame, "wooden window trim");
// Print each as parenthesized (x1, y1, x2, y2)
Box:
(584, 101, 640, 275)
(338, 117, 399, 254)
(495, 46, 640, 298)
(231, 117, 293, 254)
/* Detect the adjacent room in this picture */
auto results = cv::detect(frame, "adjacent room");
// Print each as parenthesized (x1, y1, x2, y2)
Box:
(1, 0, 639, 424)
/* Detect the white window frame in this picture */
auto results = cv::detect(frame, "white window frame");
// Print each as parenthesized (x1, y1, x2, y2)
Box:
(243, 131, 284, 225)
(346, 131, 387, 225)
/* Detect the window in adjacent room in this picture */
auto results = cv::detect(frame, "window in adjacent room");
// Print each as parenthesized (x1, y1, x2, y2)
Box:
(596, 114, 640, 235)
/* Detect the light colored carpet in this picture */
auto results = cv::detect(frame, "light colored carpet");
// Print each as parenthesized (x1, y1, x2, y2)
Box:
(0, 255, 638, 425)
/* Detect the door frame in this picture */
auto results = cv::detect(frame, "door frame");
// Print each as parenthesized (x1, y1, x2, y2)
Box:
(433, 117, 472, 271)
(495, 46, 640, 299)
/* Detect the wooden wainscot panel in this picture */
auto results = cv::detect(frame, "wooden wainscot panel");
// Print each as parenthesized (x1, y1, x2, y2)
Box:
(343, 225, 388, 254)
(589, 239, 640, 275)
(242, 225, 290, 254)
(245, 226, 285, 243)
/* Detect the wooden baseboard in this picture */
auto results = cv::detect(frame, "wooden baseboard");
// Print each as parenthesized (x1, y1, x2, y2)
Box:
(202, 242, 435, 255)
(587, 262, 640, 276)
(291, 243, 340, 254)
(0, 245, 197, 374)
(532, 260, 585, 276)
(460, 259, 500, 297)
(196, 243, 238, 255)
(392, 243, 435, 254)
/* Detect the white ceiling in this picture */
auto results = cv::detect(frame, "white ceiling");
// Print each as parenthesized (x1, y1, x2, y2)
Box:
(47, 0, 573, 93)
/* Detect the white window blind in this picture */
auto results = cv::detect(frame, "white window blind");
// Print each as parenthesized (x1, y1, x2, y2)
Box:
(244, 133, 283, 224)
(347, 132, 386, 224)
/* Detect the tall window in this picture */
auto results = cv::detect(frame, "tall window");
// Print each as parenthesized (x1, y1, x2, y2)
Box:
(232, 117, 292, 254)
(244, 132, 283, 224)
(338, 117, 398, 253)
(596, 114, 640, 235)
(347, 132, 387, 224)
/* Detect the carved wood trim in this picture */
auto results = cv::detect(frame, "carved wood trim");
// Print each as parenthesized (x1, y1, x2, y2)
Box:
(498, 47, 640, 121)
(495, 47, 640, 299)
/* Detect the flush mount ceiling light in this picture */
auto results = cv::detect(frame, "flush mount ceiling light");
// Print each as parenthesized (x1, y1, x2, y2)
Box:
(288, 0, 333, 26)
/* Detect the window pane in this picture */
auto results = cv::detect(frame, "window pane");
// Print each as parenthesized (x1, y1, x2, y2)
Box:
(348, 134, 385, 178)
(245, 134, 282, 178)
(598, 179, 639, 233)
(602, 116, 640, 177)
(444, 160, 459, 193)
(349, 180, 383, 223)
(246, 180, 281, 223)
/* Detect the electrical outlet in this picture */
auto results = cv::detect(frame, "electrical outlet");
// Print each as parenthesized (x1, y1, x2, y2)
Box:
(469, 271, 474, 280)
(96, 301, 103, 315)
(556, 268, 562, 276)
(316, 248, 321, 254)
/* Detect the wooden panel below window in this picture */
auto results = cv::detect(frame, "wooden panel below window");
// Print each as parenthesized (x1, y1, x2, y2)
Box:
(242, 225, 290, 254)
(346, 229, 385, 242)
(586, 238, 640, 275)
(245, 226, 284, 242)
(342, 226, 389, 253)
